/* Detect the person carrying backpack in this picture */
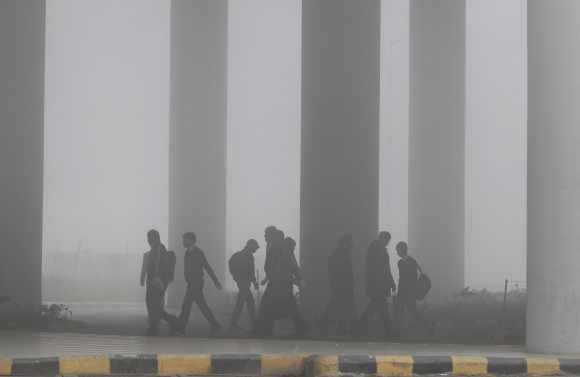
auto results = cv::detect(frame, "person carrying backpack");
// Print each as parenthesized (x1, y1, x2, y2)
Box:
(140, 229, 178, 336)
(227, 239, 260, 333)
(358, 231, 396, 338)
(395, 241, 425, 324)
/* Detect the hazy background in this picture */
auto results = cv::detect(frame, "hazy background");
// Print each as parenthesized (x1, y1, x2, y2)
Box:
(43, 0, 526, 301)
(226, 0, 301, 286)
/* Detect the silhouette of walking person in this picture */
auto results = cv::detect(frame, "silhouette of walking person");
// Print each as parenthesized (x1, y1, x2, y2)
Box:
(395, 241, 421, 325)
(140, 229, 178, 336)
(358, 231, 396, 338)
(256, 228, 284, 336)
(261, 225, 278, 286)
(174, 232, 223, 335)
(257, 231, 308, 336)
(228, 239, 260, 333)
(319, 233, 356, 336)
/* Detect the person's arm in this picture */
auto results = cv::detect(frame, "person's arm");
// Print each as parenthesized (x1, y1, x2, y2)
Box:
(184, 250, 191, 284)
(262, 247, 271, 284)
(250, 256, 258, 289)
(386, 252, 396, 292)
(415, 258, 423, 275)
(140, 253, 147, 287)
(289, 250, 302, 285)
(202, 252, 222, 289)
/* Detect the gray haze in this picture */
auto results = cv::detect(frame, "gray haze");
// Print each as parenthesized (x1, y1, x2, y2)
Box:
(43, 0, 526, 296)
(226, 0, 301, 285)
(43, 0, 170, 258)
(465, 0, 527, 289)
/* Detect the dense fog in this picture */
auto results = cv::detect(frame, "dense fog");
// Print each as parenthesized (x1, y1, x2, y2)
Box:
(42, 0, 526, 304)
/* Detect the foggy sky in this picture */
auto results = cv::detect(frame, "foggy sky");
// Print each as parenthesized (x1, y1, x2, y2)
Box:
(226, 0, 301, 285)
(44, 0, 526, 291)
(43, 0, 170, 257)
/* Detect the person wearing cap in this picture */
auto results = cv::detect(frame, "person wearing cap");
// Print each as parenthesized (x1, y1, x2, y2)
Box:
(228, 239, 260, 333)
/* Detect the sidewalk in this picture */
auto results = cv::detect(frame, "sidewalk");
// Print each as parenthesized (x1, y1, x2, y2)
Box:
(2, 331, 580, 376)
(0, 330, 527, 359)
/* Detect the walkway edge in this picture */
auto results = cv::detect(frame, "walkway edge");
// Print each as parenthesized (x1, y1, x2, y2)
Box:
(1, 354, 580, 376)
(308, 355, 580, 376)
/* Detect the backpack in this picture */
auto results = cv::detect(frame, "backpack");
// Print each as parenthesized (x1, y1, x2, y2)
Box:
(229, 251, 244, 281)
(159, 250, 176, 286)
(415, 271, 432, 300)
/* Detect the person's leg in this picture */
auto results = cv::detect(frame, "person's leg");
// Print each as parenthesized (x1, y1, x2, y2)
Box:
(145, 287, 155, 334)
(158, 289, 178, 329)
(407, 298, 420, 321)
(360, 298, 378, 321)
(146, 285, 163, 335)
(256, 286, 275, 336)
(195, 289, 221, 330)
(335, 296, 353, 336)
(319, 300, 332, 336)
(244, 286, 256, 328)
(177, 285, 195, 331)
(289, 292, 309, 336)
(378, 298, 391, 337)
(320, 294, 341, 336)
(228, 288, 245, 331)
(394, 294, 403, 323)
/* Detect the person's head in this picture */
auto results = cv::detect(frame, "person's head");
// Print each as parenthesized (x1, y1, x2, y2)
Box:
(147, 229, 161, 248)
(338, 233, 353, 250)
(396, 241, 408, 258)
(264, 225, 277, 243)
(245, 238, 260, 253)
(182, 232, 197, 248)
(378, 231, 391, 247)
(284, 237, 296, 252)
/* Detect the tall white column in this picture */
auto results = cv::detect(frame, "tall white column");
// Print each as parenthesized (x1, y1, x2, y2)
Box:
(300, 0, 380, 314)
(168, 0, 227, 307)
(527, 0, 580, 354)
(0, 1, 45, 317)
(409, 0, 465, 301)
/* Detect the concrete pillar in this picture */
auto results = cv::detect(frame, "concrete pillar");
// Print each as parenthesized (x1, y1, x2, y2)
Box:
(527, 0, 580, 354)
(409, 0, 465, 301)
(0, 1, 45, 317)
(168, 0, 227, 307)
(300, 0, 380, 314)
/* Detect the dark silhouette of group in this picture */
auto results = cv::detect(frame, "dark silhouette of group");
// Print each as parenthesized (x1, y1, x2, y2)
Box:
(140, 226, 428, 338)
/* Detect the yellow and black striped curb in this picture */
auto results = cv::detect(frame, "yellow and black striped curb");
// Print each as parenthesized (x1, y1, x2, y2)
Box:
(308, 355, 580, 376)
(0, 354, 306, 376)
(1, 354, 580, 376)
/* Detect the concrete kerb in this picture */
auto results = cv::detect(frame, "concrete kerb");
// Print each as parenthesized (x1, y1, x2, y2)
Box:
(1, 353, 580, 376)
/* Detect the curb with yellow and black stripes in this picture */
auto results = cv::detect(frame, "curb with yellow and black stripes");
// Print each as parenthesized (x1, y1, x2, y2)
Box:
(1, 354, 580, 376)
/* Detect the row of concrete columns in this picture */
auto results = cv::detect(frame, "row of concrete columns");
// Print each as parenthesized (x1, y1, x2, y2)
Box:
(1, 0, 579, 353)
